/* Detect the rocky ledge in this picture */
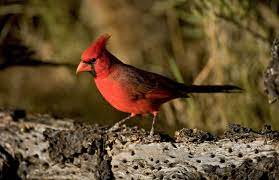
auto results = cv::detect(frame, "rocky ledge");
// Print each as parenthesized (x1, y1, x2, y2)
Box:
(0, 109, 278, 179)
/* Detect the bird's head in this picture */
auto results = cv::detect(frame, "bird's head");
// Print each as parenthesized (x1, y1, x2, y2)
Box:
(76, 34, 111, 77)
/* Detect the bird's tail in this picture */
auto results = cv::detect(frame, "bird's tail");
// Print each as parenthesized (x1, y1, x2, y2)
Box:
(182, 85, 243, 94)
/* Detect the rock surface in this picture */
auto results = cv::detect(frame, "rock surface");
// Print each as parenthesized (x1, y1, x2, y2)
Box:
(0, 109, 278, 180)
(264, 38, 279, 103)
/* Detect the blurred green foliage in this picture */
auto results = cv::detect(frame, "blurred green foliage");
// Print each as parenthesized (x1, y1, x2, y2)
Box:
(0, 0, 278, 135)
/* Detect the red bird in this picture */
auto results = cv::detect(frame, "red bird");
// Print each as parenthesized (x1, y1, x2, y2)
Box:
(76, 34, 241, 136)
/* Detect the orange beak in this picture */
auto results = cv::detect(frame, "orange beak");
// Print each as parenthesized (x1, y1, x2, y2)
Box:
(76, 61, 92, 74)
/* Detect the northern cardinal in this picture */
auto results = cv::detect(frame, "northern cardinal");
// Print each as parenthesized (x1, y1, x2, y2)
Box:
(76, 34, 241, 136)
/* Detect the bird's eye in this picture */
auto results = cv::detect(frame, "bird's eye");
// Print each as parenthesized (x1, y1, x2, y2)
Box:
(82, 58, 96, 64)
(90, 58, 96, 63)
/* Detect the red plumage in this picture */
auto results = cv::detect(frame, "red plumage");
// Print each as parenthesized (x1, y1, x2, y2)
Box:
(76, 34, 241, 136)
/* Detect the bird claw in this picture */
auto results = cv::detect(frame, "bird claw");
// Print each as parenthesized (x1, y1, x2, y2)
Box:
(107, 125, 119, 132)
(107, 115, 133, 133)
(145, 132, 159, 143)
(147, 134, 154, 140)
(107, 124, 121, 133)
(149, 129, 154, 137)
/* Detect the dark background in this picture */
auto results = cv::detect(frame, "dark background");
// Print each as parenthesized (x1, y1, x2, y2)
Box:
(0, 0, 279, 135)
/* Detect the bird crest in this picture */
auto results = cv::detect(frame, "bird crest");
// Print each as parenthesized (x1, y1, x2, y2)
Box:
(81, 34, 111, 61)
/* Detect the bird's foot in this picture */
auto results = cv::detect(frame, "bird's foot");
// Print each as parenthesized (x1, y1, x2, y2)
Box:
(144, 131, 159, 143)
(107, 122, 123, 132)
(148, 112, 157, 138)
(107, 115, 133, 133)
(149, 129, 154, 137)
(147, 126, 155, 139)
(107, 123, 121, 133)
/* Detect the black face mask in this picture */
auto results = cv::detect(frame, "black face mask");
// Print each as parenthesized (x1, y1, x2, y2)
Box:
(83, 58, 96, 77)
(88, 63, 96, 77)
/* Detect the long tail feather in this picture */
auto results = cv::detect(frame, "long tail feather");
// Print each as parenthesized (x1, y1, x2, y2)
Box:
(183, 85, 243, 93)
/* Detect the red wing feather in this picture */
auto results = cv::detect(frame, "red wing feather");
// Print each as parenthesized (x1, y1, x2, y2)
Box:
(117, 64, 185, 101)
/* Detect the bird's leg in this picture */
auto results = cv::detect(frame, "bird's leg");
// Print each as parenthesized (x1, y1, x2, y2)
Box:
(108, 114, 135, 132)
(149, 112, 158, 137)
